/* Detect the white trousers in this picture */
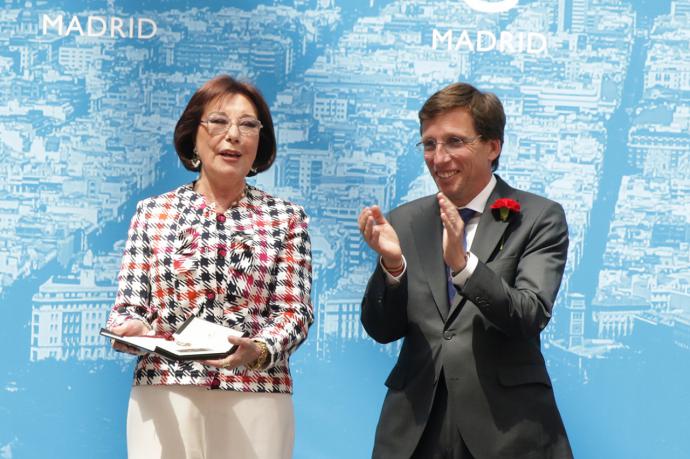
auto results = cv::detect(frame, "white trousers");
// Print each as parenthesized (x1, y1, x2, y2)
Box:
(127, 385, 294, 459)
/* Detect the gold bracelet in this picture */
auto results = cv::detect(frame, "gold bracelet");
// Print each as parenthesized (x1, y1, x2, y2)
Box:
(247, 340, 268, 370)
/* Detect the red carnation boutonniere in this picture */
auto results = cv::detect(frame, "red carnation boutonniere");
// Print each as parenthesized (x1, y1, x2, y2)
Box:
(490, 198, 521, 222)
(490, 198, 520, 251)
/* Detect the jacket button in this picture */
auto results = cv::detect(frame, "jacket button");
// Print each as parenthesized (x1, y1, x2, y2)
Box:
(216, 214, 226, 223)
(206, 291, 216, 301)
(443, 331, 454, 340)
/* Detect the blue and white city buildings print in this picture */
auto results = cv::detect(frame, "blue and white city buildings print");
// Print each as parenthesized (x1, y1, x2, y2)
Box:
(1, 0, 689, 457)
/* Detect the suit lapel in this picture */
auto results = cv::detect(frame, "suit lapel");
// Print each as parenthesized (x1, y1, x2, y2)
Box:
(470, 176, 514, 264)
(411, 198, 449, 319)
(447, 176, 515, 319)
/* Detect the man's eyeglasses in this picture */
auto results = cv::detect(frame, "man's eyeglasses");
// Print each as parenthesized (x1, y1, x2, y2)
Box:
(200, 113, 263, 137)
(416, 135, 482, 156)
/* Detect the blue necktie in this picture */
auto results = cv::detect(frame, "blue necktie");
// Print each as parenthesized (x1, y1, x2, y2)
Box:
(447, 208, 477, 305)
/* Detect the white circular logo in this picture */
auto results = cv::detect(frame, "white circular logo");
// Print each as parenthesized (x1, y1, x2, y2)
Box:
(463, 0, 519, 13)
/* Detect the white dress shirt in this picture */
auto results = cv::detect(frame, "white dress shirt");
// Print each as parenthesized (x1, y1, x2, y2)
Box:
(382, 175, 498, 288)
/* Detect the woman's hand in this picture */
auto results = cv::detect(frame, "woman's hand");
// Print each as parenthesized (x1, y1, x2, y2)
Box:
(202, 336, 262, 371)
(110, 320, 152, 355)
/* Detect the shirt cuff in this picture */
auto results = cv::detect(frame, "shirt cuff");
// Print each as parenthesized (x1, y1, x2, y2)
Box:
(451, 251, 477, 288)
(381, 255, 407, 286)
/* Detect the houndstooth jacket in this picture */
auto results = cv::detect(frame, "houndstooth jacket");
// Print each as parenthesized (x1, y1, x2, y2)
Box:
(106, 183, 313, 393)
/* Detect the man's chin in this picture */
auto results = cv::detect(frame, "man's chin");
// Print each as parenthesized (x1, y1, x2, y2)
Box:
(436, 186, 466, 207)
(435, 182, 460, 198)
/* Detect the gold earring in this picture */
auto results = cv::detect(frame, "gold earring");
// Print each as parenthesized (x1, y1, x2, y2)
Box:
(191, 147, 201, 168)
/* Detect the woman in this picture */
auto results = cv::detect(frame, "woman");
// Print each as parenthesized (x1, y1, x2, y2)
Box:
(106, 75, 313, 459)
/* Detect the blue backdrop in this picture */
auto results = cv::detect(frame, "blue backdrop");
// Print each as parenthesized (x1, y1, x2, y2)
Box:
(1, 0, 689, 457)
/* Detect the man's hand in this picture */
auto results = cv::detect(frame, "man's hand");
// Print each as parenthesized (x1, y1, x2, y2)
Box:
(202, 336, 262, 371)
(110, 320, 151, 355)
(438, 193, 468, 273)
(358, 205, 403, 270)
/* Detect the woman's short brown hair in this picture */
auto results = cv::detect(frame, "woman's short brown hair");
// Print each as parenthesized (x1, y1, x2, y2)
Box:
(419, 82, 505, 171)
(174, 75, 276, 176)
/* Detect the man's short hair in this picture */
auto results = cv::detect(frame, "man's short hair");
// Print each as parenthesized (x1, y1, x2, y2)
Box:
(418, 82, 505, 171)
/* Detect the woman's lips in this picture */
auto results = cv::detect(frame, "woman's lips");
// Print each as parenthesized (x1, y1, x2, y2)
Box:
(218, 149, 241, 160)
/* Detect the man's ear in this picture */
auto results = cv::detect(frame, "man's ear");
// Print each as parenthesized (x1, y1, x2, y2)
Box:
(487, 138, 501, 161)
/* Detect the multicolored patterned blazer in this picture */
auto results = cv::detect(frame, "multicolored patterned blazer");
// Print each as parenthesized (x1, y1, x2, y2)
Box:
(106, 183, 313, 393)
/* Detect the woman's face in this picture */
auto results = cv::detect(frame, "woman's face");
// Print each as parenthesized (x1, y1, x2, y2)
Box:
(195, 93, 260, 185)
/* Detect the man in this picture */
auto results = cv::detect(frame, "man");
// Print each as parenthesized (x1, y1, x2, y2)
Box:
(358, 83, 573, 459)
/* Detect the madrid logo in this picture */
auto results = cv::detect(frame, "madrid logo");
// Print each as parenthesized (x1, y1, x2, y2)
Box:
(432, 0, 545, 54)
(463, 0, 519, 13)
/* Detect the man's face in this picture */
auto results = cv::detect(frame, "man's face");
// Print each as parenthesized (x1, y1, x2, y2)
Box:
(421, 107, 500, 207)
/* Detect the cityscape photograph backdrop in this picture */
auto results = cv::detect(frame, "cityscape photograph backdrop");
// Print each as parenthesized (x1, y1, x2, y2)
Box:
(1, 0, 689, 457)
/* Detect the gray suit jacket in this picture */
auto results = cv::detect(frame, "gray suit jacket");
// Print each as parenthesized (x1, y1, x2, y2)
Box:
(361, 175, 573, 459)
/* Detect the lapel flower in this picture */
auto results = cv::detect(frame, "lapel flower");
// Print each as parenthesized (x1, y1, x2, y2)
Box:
(490, 198, 520, 222)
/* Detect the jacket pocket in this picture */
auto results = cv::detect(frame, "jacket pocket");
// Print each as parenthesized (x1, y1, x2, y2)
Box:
(497, 364, 552, 388)
(384, 363, 407, 390)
